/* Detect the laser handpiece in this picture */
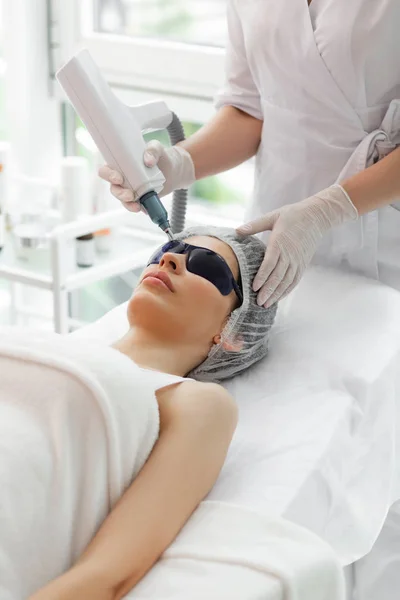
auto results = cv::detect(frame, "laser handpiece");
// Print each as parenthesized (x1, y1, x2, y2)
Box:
(140, 191, 174, 240)
(56, 49, 177, 240)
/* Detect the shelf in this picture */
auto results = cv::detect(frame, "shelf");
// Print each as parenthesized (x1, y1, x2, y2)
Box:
(0, 233, 54, 288)
(0, 228, 159, 290)
(65, 232, 157, 291)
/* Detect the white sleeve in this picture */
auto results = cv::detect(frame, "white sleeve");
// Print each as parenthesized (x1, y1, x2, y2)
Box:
(214, 0, 263, 120)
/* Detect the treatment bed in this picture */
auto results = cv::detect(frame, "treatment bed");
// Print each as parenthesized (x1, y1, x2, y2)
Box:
(2, 265, 399, 599)
(69, 265, 400, 599)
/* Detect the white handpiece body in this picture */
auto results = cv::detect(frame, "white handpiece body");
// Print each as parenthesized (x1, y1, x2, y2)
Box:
(56, 49, 173, 201)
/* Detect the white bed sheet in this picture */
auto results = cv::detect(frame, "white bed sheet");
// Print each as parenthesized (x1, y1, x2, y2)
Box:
(71, 266, 400, 567)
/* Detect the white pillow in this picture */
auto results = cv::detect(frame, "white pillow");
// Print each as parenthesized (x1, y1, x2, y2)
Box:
(70, 301, 130, 346)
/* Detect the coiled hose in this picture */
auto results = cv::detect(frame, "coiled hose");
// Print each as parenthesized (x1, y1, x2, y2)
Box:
(166, 113, 188, 234)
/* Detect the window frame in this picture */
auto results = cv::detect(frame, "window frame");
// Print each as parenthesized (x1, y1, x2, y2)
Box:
(54, 0, 226, 111)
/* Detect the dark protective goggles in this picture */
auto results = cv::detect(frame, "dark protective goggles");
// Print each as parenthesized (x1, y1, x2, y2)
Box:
(146, 240, 243, 304)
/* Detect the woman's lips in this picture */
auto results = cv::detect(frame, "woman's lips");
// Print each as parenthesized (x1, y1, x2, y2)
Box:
(142, 271, 174, 292)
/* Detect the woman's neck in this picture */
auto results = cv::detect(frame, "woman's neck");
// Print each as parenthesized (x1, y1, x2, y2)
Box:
(112, 327, 206, 377)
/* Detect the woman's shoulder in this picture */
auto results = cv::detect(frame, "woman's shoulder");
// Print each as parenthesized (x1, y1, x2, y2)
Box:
(157, 379, 233, 400)
(179, 379, 233, 398)
(156, 379, 237, 425)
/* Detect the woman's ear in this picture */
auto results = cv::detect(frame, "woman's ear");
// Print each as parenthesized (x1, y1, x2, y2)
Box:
(212, 314, 243, 352)
(212, 334, 244, 353)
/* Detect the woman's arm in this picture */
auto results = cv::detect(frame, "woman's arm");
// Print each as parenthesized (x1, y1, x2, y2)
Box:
(342, 146, 400, 215)
(179, 105, 263, 180)
(30, 381, 237, 600)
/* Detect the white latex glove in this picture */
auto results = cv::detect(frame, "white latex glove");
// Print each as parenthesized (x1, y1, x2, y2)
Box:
(236, 184, 358, 308)
(98, 140, 196, 212)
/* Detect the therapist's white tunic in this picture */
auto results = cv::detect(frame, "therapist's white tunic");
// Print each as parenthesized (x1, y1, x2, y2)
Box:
(216, 0, 400, 289)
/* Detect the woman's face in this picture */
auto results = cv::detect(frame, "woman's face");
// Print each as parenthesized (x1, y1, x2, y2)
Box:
(127, 236, 240, 353)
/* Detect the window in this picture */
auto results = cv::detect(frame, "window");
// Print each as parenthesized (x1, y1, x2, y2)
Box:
(94, 0, 228, 47)
(55, 0, 226, 107)
(56, 0, 252, 223)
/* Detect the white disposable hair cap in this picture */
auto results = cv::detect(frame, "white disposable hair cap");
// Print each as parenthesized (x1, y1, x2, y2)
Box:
(174, 226, 278, 383)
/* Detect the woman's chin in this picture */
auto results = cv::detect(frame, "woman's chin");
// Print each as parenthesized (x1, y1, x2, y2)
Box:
(127, 288, 179, 333)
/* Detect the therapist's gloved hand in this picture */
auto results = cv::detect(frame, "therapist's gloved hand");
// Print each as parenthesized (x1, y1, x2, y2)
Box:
(98, 141, 196, 213)
(236, 185, 358, 308)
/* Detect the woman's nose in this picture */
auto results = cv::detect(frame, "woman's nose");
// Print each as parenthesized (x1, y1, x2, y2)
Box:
(159, 252, 185, 273)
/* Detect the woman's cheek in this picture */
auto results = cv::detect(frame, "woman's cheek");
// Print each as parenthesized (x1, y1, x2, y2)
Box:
(188, 278, 232, 326)
(188, 276, 218, 307)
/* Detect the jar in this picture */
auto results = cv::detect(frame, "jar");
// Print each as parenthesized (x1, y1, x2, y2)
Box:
(76, 233, 95, 268)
